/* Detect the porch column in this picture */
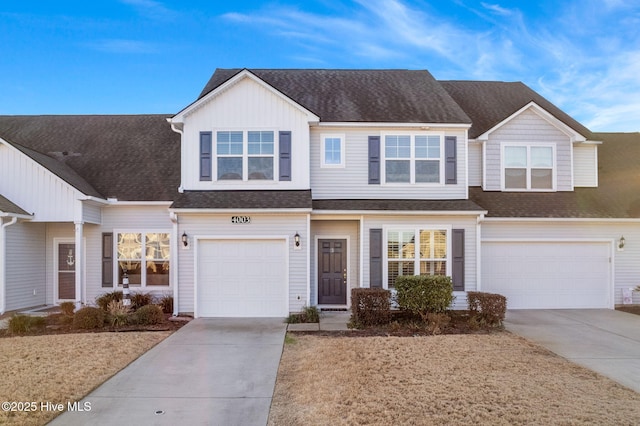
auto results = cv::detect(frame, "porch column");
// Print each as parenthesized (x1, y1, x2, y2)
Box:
(74, 222, 84, 307)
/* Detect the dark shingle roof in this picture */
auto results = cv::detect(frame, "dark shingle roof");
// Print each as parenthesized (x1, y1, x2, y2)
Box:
(470, 132, 640, 218)
(439, 81, 592, 139)
(197, 69, 471, 124)
(170, 190, 312, 209)
(312, 199, 485, 212)
(0, 194, 30, 216)
(0, 115, 180, 201)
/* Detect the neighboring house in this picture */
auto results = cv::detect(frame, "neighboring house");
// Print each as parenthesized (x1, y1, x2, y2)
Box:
(1, 68, 639, 317)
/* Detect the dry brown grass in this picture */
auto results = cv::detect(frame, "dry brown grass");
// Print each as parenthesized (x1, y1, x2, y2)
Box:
(269, 333, 640, 425)
(0, 331, 170, 425)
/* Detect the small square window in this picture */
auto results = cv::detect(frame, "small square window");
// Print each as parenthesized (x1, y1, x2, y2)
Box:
(321, 134, 345, 167)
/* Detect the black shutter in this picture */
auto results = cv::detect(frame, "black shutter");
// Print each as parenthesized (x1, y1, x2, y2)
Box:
(279, 131, 292, 181)
(368, 136, 380, 184)
(451, 229, 464, 291)
(200, 132, 212, 181)
(102, 233, 113, 288)
(445, 136, 457, 184)
(370, 228, 383, 288)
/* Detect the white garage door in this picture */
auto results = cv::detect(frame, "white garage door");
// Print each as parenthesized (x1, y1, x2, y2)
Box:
(197, 239, 288, 317)
(482, 241, 611, 309)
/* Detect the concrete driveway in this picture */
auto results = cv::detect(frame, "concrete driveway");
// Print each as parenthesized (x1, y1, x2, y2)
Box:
(505, 309, 640, 393)
(50, 318, 287, 426)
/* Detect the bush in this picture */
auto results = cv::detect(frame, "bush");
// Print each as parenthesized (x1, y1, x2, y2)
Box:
(425, 312, 451, 335)
(467, 291, 507, 327)
(73, 307, 106, 330)
(158, 294, 174, 314)
(130, 292, 153, 310)
(286, 305, 320, 323)
(395, 275, 454, 321)
(8, 315, 46, 335)
(350, 288, 391, 328)
(134, 304, 164, 325)
(106, 300, 131, 327)
(96, 291, 122, 311)
(59, 301, 75, 316)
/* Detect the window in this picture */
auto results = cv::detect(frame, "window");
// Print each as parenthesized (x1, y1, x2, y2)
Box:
(216, 130, 275, 181)
(386, 228, 448, 288)
(321, 134, 345, 167)
(383, 133, 443, 183)
(503, 145, 554, 190)
(117, 232, 170, 287)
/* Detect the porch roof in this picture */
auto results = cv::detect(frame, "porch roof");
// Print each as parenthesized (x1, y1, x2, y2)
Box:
(312, 198, 485, 212)
(170, 190, 313, 210)
(0, 194, 31, 217)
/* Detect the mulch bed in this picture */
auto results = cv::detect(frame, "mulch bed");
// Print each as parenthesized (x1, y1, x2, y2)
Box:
(616, 305, 640, 316)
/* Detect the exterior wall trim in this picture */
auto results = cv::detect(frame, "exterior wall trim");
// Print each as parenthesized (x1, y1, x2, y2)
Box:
(312, 210, 486, 216)
(316, 122, 471, 129)
(482, 217, 640, 223)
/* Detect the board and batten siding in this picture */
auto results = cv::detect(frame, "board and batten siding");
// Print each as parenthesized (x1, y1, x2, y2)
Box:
(361, 215, 479, 309)
(310, 127, 468, 199)
(481, 221, 640, 305)
(573, 144, 598, 187)
(180, 76, 312, 191)
(0, 142, 81, 222)
(484, 108, 573, 191)
(5, 222, 46, 311)
(310, 220, 360, 306)
(468, 141, 483, 186)
(177, 213, 309, 314)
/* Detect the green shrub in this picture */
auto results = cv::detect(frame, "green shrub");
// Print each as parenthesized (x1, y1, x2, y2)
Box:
(350, 288, 391, 328)
(73, 307, 106, 330)
(134, 304, 164, 325)
(395, 275, 454, 321)
(96, 291, 122, 311)
(106, 300, 131, 327)
(8, 315, 46, 335)
(285, 305, 320, 323)
(130, 292, 153, 310)
(158, 294, 174, 314)
(467, 291, 507, 327)
(59, 301, 75, 317)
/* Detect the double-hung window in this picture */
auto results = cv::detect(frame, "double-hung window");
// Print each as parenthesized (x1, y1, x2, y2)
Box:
(383, 133, 443, 183)
(503, 144, 554, 190)
(117, 232, 170, 287)
(386, 228, 448, 288)
(216, 130, 275, 181)
(321, 134, 345, 167)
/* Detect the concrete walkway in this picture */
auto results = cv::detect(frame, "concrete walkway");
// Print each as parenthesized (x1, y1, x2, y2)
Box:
(286, 311, 351, 331)
(504, 309, 640, 393)
(50, 318, 287, 426)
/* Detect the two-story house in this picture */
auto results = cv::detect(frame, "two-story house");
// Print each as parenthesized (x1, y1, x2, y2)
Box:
(1, 68, 639, 317)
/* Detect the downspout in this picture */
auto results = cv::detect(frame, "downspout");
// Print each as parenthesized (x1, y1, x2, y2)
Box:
(168, 121, 185, 194)
(169, 211, 179, 316)
(0, 217, 18, 315)
(476, 213, 485, 292)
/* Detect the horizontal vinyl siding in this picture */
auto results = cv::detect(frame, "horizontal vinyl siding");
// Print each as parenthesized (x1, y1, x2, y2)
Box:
(468, 142, 482, 186)
(573, 144, 598, 187)
(82, 203, 102, 224)
(181, 77, 311, 190)
(484, 109, 573, 191)
(310, 127, 468, 199)
(310, 220, 359, 306)
(0, 143, 81, 222)
(178, 213, 308, 314)
(362, 215, 479, 309)
(5, 222, 46, 311)
(481, 221, 640, 305)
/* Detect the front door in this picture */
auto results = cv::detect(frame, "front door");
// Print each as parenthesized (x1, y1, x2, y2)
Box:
(58, 243, 76, 300)
(318, 239, 347, 305)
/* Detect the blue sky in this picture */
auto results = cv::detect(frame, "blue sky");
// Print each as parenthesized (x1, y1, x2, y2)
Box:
(1, 0, 639, 131)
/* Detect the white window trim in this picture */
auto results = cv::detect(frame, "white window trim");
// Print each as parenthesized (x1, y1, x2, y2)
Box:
(320, 133, 346, 168)
(214, 129, 279, 182)
(380, 131, 445, 185)
(382, 225, 452, 290)
(113, 230, 172, 288)
(500, 142, 557, 191)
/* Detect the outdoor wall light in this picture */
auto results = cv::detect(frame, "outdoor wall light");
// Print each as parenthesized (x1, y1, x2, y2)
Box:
(294, 232, 301, 248)
(182, 232, 189, 248)
(618, 235, 626, 250)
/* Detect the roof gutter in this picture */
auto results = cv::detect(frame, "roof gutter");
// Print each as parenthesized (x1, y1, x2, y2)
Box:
(0, 217, 18, 314)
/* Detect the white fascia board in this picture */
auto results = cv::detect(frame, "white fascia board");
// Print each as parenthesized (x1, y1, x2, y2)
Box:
(574, 140, 603, 145)
(477, 101, 587, 142)
(481, 217, 640, 223)
(311, 209, 487, 216)
(0, 212, 33, 220)
(316, 122, 471, 129)
(170, 69, 320, 124)
(106, 201, 173, 207)
(169, 208, 312, 214)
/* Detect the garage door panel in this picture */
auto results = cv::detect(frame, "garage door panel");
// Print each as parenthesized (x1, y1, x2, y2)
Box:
(198, 239, 288, 317)
(482, 242, 610, 309)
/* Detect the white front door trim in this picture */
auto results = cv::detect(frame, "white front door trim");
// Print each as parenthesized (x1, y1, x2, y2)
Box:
(314, 234, 351, 308)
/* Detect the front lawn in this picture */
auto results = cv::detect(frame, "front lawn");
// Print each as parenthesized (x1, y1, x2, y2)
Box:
(269, 333, 640, 425)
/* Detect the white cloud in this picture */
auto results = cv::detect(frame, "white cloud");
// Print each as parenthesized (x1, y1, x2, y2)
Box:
(85, 38, 158, 54)
(119, 0, 177, 21)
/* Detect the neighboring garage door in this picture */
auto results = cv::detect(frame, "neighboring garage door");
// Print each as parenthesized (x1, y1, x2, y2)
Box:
(482, 241, 611, 309)
(198, 239, 288, 317)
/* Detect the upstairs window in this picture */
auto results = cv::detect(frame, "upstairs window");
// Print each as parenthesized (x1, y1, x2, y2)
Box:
(383, 133, 443, 184)
(321, 134, 345, 167)
(503, 145, 554, 190)
(248, 131, 274, 179)
(215, 130, 275, 181)
(217, 131, 243, 180)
